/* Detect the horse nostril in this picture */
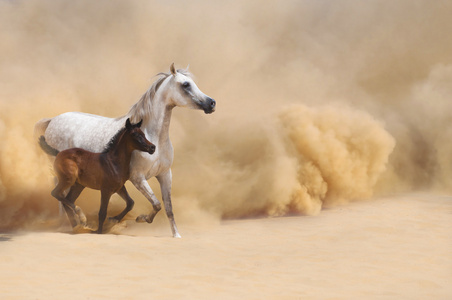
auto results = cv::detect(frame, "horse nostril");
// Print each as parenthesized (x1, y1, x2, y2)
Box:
(150, 145, 156, 153)
(203, 97, 216, 114)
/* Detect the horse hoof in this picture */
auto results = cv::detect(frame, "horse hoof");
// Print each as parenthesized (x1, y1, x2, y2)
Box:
(75, 206, 87, 226)
(136, 214, 154, 223)
(73, 224, 94, 234)
(136, 215, 148, 223)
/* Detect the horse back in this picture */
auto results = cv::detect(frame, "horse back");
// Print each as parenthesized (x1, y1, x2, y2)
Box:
(44, 112, 123, 152)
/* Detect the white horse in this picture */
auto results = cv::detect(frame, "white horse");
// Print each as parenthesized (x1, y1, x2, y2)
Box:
(35, 64, 216, 238)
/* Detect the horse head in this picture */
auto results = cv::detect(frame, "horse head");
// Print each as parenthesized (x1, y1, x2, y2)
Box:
(166, 63, 216, 114)
(125, 118, 155, 155)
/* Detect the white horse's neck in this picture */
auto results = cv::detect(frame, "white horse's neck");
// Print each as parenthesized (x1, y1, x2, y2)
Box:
(138, 79, 173, 148)
(147, 101, 172, 147)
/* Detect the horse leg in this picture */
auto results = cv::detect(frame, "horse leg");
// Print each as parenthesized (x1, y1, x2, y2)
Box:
(62, 202, 79, 228)
(51, 185, 78, 228)
(157, 170, 181, 238)
(64, 182, 86, 226)
(110, 185, 134, 222)
(52, 176, 70, 228)
(52, 159, 82, 229)
(96, 190, 112, 234)
(54, 176, 66, 219)
(131, 176, 162, 223)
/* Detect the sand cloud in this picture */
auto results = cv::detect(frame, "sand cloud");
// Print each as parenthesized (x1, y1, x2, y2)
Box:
(0, 0, 451, 229)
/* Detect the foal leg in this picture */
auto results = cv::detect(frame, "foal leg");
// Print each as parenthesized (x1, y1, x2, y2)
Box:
(64, 182, 86, 226)
(52, 176, 71, 229)
(51, 185, 78, 228)
(96, 191, 112, 234)
(54, 177, 66, 220)
(110, 186, 134, 222)
(131, 176, 162, 223)
(52, 160, 80, 229)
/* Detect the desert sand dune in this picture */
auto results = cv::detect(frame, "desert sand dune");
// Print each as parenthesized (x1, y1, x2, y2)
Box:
(1, 194, 450, 299)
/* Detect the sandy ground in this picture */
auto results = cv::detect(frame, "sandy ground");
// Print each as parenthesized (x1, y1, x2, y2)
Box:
(0, 194, 451, 300)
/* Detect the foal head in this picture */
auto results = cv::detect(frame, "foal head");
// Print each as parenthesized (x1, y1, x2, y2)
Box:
(124, 118, 155, 155)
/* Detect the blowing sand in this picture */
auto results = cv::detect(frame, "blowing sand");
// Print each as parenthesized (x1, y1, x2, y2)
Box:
(1, 1, 451, 299)
(1, 194, 450, 299)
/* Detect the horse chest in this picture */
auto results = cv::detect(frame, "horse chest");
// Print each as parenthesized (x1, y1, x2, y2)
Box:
(75, 155, 127, 192)
(131, 143, 173, 178)
(100, 159, 129, 190)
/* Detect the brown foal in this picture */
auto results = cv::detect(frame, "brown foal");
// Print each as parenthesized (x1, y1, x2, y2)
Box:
(39, 118, 155, 233)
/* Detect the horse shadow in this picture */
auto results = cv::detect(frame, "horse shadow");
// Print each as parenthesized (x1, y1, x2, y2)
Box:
(0, 234, 13, 242)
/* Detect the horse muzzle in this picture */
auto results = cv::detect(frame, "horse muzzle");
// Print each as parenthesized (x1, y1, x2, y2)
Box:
(202, 97, 216, 114)
(148, 144, 156, 155)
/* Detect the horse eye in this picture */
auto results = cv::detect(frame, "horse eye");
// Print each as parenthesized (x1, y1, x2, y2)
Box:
(182, 82, 190, 88)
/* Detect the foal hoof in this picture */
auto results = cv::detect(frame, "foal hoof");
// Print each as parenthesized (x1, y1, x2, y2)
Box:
(136, 214, 153, 223)
(75, 206, 87, 226)
(73, 224, 94, 234)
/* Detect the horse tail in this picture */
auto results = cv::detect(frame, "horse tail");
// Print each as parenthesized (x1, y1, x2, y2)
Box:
(39, 136, 59, 156)
(34, 118, 51, 140)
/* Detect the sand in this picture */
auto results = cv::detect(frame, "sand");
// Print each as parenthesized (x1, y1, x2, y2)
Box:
(0, 194, 451, 300)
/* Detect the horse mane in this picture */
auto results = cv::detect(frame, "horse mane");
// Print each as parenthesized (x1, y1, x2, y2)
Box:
(102, 126, 127, 153)
(126, 68, 192, 123)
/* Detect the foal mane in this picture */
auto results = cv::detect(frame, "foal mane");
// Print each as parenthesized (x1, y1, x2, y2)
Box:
(102, 126, 127, 153)
(126, 68, 192, 123)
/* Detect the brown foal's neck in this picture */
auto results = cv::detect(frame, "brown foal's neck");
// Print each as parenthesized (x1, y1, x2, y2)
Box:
(104, 132, 135, 178)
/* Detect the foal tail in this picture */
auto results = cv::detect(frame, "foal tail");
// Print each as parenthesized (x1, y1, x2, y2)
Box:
(39, 136, 60, 156)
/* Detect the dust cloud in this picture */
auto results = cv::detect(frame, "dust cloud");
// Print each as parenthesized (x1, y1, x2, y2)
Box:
(0, 0, 451, 229)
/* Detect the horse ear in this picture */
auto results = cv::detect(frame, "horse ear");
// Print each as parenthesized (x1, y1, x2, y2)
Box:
(136, 119, 143, 128)
(170, 63, 176, 76)
(126, 118, 132, 129)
